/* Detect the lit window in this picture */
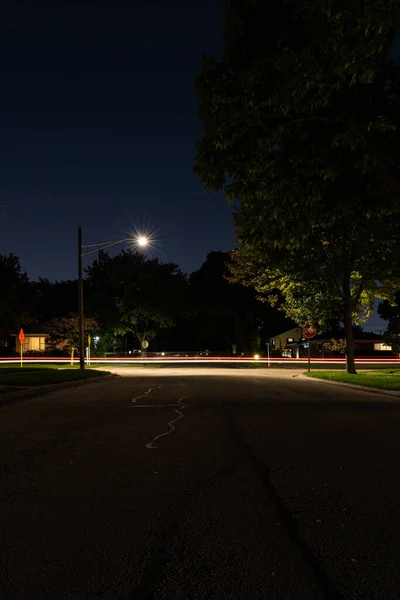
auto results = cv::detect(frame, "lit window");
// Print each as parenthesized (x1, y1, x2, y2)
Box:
(29, 337, 40, 351)
(374, 342, 391, 351)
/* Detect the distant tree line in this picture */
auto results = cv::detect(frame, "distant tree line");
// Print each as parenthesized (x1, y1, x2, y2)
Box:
(0, 250, 296, 357)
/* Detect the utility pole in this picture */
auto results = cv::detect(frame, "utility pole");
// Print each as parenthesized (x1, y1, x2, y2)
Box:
(76, 227, 148, 371)
(78, 227, 85, 370)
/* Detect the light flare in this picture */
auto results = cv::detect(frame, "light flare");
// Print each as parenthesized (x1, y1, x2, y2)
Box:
(126, 224, 160, 256)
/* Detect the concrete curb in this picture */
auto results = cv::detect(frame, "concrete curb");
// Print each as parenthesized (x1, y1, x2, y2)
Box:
(298, 374, 400, 398)
(0, 373, 117, 406)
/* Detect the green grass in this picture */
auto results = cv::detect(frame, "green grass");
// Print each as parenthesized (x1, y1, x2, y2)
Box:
(0, 362, 165, 371)
(0, 367, 110, 389)
(89, 363, 165, 368)
(0, 364, 59, 372)
(368, 369, 400, 375)
(228, 362, 289, 368)
(305, 370, 400, 391)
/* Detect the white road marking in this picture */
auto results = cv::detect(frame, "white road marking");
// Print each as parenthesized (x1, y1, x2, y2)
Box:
(146, 396, 189, 449)
(132, 385, 162, 403)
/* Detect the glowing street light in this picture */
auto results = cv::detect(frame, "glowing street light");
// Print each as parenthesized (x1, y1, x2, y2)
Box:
(78, 228, 149, 370)
(137, 236, 148, 247)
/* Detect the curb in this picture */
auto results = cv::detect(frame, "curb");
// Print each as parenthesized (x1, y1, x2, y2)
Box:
(0, 374, 117, 407)
(298, 374, 400, 399)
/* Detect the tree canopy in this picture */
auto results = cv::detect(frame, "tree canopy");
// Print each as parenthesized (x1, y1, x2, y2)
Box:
(85, 250, 188, 349)
(34, 278, 79, 323)
(190, 251, 294, 353)
(195, 0, 400, 372)
(378, 292, 400, 353)
(43, 314, 98, 355)
(0, 254, 33, 335)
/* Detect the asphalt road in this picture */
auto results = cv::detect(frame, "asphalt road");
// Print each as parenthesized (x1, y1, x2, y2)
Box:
(1, 368, 400, 600)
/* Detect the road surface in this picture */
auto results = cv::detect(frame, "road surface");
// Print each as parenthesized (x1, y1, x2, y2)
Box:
(1, 368, 400, 599)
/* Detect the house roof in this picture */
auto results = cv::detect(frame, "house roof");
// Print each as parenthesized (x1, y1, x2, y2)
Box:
(270, 326, 386, 345)
(11, 332, 47, 337)
(270, 327, 301, 338)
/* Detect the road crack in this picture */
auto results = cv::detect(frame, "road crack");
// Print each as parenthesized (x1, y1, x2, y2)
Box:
(222, 404, 348, 600)
(146, 397, 189, 449)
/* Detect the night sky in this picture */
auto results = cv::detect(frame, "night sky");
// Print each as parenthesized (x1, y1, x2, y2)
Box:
(0, 0, 234, 281)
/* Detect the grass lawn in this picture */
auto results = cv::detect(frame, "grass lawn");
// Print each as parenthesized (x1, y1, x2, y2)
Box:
(0, 364, 58, 372)
(89, 363, 165, 368)
(305, 370, 400, 391)
(229, 362, 288, 368)
(0, 367, 110, 390)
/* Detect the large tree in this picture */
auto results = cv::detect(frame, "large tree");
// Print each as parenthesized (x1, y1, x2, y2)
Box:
(190, 251, 294, 354)
(86, 250, 188, 350)
(34, 278, 79, 323)
(43, 314, 98, 355)
(195, 0, 400, 373)
(0, 254, 34, 335)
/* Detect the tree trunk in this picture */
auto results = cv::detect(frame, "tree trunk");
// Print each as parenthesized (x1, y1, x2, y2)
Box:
(233, 312, 246, 355)
(343, 276, 356, 374)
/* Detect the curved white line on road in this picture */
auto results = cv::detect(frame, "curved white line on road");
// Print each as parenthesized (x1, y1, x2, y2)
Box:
(146, 396, 189, 449)
(132, 385, 162, 403)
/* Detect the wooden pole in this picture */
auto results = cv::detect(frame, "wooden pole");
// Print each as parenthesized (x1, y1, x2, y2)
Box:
(78, 227, 85, 370)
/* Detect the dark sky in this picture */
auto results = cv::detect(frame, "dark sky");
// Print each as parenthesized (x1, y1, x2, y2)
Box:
(0, 0, 235, 280)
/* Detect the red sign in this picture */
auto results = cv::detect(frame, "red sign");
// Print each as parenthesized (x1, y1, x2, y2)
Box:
(303, 324, 317, 339)
(19, 328, 25, 344)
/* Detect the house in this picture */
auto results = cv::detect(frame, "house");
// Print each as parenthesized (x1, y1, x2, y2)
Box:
(269, 327, 302, 355)
(303, 337, 393, 358)
(13, 333, 47, 354)
(269, 327, 394, 358)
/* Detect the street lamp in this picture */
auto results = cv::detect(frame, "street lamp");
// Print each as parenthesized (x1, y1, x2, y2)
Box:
(78, 227, 148, 370)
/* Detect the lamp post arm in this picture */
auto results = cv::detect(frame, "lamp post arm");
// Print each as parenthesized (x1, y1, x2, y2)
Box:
(82, 238, 133, 256)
